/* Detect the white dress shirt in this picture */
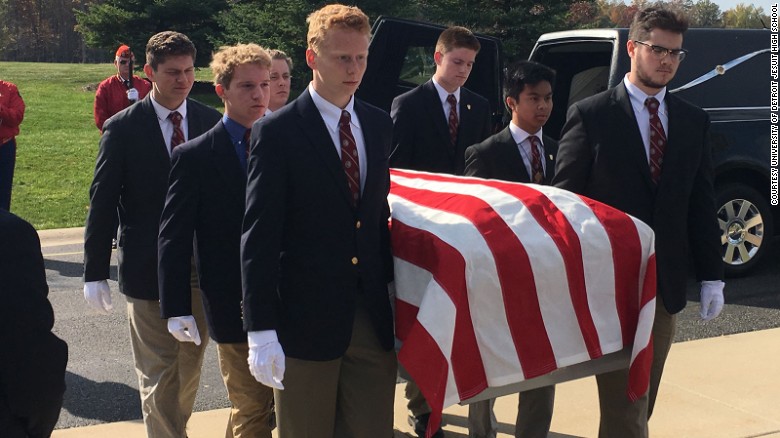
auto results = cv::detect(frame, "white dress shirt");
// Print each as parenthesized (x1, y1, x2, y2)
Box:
(623, 75, 668, 163)
(150, 97, 189, 157)
(508, 121, 547, 178)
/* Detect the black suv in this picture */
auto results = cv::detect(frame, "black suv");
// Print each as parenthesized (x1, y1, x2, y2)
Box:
(358, 18, 774, 276)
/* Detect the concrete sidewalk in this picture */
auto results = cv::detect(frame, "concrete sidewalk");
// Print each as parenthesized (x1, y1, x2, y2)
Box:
(51, 328, 780, 438)
(42, 227, 780, 437)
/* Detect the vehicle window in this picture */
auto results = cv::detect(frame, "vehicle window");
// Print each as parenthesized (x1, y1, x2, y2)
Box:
(399, 46, 436, 86)
(532, 41, 614, 139)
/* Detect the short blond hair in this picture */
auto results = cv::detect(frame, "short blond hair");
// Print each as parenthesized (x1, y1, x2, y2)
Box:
(210, 43, 272, 88)
(306, 4, 370, 53)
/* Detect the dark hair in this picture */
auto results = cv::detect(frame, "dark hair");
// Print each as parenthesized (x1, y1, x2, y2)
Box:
(503, 61, 556, 101)
(436, 26, 481, 54)
(628, 6, 689, 41)
(146, 31, 196, 70)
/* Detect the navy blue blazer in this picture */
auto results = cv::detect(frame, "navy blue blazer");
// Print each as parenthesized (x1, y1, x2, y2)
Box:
(159, 121, 248, 343)
(390, 79, 493, 175)
(464, 126, 558, 184)
(84, 96, 221, 300)
(241, 89, 394, 360)
(553, 84, 723, 314)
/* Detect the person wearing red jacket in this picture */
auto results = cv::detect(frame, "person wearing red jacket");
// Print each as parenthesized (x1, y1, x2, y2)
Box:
(93, 44, 152, 132)
(0, 80, 24, 211)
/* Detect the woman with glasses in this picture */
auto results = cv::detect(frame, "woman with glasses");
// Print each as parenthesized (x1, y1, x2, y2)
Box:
(267, 49, 293, 113)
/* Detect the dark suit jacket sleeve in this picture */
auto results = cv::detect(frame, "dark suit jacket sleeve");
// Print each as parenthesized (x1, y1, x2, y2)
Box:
(0, 211, 67, 420)
(84, 116, 126, 281)
(158, 145, 199, 318)
(241, 119, 286, 332)
(551, 103, 593, 193)
(389, 94, 414, 168)
(686, 116, 724, 281)
(464, 143, 490, 178)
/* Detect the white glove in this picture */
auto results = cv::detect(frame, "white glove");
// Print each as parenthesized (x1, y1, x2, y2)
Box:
(126, 88, 139, 102)
(84, 280, 113, 314)
(700, 280, 725, 321)
(167, 315, 202, 345)
(247, 330, 285, 389)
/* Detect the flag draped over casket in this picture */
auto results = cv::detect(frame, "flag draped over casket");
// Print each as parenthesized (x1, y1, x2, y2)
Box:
(389, 169, 657, 435)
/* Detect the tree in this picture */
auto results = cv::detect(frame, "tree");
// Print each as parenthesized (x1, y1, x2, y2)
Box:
(689, 0, 721, 26)
(75, 0, 228, 65)
(722, 3, 767, 28)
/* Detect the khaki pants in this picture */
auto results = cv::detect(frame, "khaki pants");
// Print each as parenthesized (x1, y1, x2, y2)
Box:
(468, 385, 556, 438)
(596, 296, 677, 438)
(217, 342, 275, 438)
(274, 302, 397, 438)
(126, 268, 208, 438)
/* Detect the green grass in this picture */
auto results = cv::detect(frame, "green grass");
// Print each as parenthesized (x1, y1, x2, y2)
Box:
(2, 62, 219, 229)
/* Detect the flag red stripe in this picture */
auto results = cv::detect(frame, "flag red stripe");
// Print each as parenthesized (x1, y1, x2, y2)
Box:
(580, 197, 642, 347)
(397, 321, 448, 438)
(492, 181, 603, 359)
(391, 183, 558, 378)
(392, 219, 489, 399)
(628, 253, 657, 400)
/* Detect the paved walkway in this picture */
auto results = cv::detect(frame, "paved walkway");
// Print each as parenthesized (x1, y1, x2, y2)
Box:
(43, 228, 780, 437)
(51, 328, 780, 438)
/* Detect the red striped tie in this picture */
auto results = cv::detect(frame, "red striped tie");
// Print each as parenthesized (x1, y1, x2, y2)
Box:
(447, 94, 458, 148)
(646, 97, 666, 184)
(168, 111, 185, 150)
(528, 135, 544, 184)
(244, 129, 251, 158)
(339, 110, 360, 207)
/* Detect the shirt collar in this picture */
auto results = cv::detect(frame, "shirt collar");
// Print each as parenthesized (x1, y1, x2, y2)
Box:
(308, 83, 360, 130)
(222, 115, 248, 143)
(508, 121, 543, 146)
(432, 78, 461, 105)
(150, 96, 187, 123)
(623, 74, 666, 115)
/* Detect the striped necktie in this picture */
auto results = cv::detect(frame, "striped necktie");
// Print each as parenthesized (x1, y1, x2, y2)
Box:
(646, 97, 666, 184)
(168, 111, 185, 150)
(339, 110, 360, 207)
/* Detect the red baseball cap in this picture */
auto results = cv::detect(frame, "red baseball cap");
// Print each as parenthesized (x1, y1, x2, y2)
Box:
(116, 45, 133, 59)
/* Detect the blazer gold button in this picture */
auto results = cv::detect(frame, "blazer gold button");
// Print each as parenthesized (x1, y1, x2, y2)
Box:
(351, 257, 358, 265)
(356, 220, 361, 229)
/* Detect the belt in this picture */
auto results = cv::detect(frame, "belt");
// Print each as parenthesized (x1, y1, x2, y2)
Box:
(1, 137, 13, 145)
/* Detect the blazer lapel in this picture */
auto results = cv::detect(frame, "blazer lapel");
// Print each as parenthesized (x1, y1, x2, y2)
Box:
(294, 90, 354, 208)
(612, 85, 656, 191)
(423, 81, 453, 150)
(139, 97, 171, 169)
(210, 123, 246, 208)
(495, 128, 531, 182)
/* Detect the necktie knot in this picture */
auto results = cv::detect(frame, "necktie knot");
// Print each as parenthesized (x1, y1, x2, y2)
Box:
(168, 111, 182, 125)
(447, 94, 457, 106)
(340, 110, 351, 128)
(645, 97, 660, 115)
(168, 111, 185, 150)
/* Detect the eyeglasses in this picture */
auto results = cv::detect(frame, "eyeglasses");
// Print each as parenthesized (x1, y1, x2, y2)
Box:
(270, 74, 292, 82)
(118, 60, 129, 65)
(633, 40, 687, 61)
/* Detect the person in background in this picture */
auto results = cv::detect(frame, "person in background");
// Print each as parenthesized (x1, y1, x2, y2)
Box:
(0, 79, 25, 211)
(158, 43, 275, 438)
(94, 44, 152, 132)
(552, 6, 725, 437)
(390, 25, 492, 176)
(0, 209, 68, 438)
(267, 49, 292, 113)
(241, 4, 397, 437)
(464, 60, 558, 438)
(390, 25, 493, 438)
(83, 31, 221, 438)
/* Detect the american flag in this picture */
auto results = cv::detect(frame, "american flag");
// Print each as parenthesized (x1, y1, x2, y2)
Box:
(389, 169, 656, 435)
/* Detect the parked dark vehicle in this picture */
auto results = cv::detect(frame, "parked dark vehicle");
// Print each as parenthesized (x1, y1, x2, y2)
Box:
(359, 18, 774, 276)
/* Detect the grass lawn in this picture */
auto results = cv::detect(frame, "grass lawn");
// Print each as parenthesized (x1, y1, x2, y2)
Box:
(2, 62, 219, 229)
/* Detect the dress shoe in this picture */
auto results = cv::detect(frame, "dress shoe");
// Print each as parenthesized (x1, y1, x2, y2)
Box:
(408, 413, 444, 438)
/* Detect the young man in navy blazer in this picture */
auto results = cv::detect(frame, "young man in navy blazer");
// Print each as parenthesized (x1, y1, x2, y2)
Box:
(553, 7, 725, 437)
(390, 26, 493, 176)
(241, 4, 396, 437)
(464, 60, 558, 438)
(83, 31, 221, 437)
(158, 43, 275, 438)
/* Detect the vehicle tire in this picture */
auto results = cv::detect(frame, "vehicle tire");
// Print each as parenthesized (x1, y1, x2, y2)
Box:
(715, 182, 773, 276)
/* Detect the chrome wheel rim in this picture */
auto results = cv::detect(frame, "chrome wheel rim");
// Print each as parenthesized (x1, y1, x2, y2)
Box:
(718, 198, 764, 266)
